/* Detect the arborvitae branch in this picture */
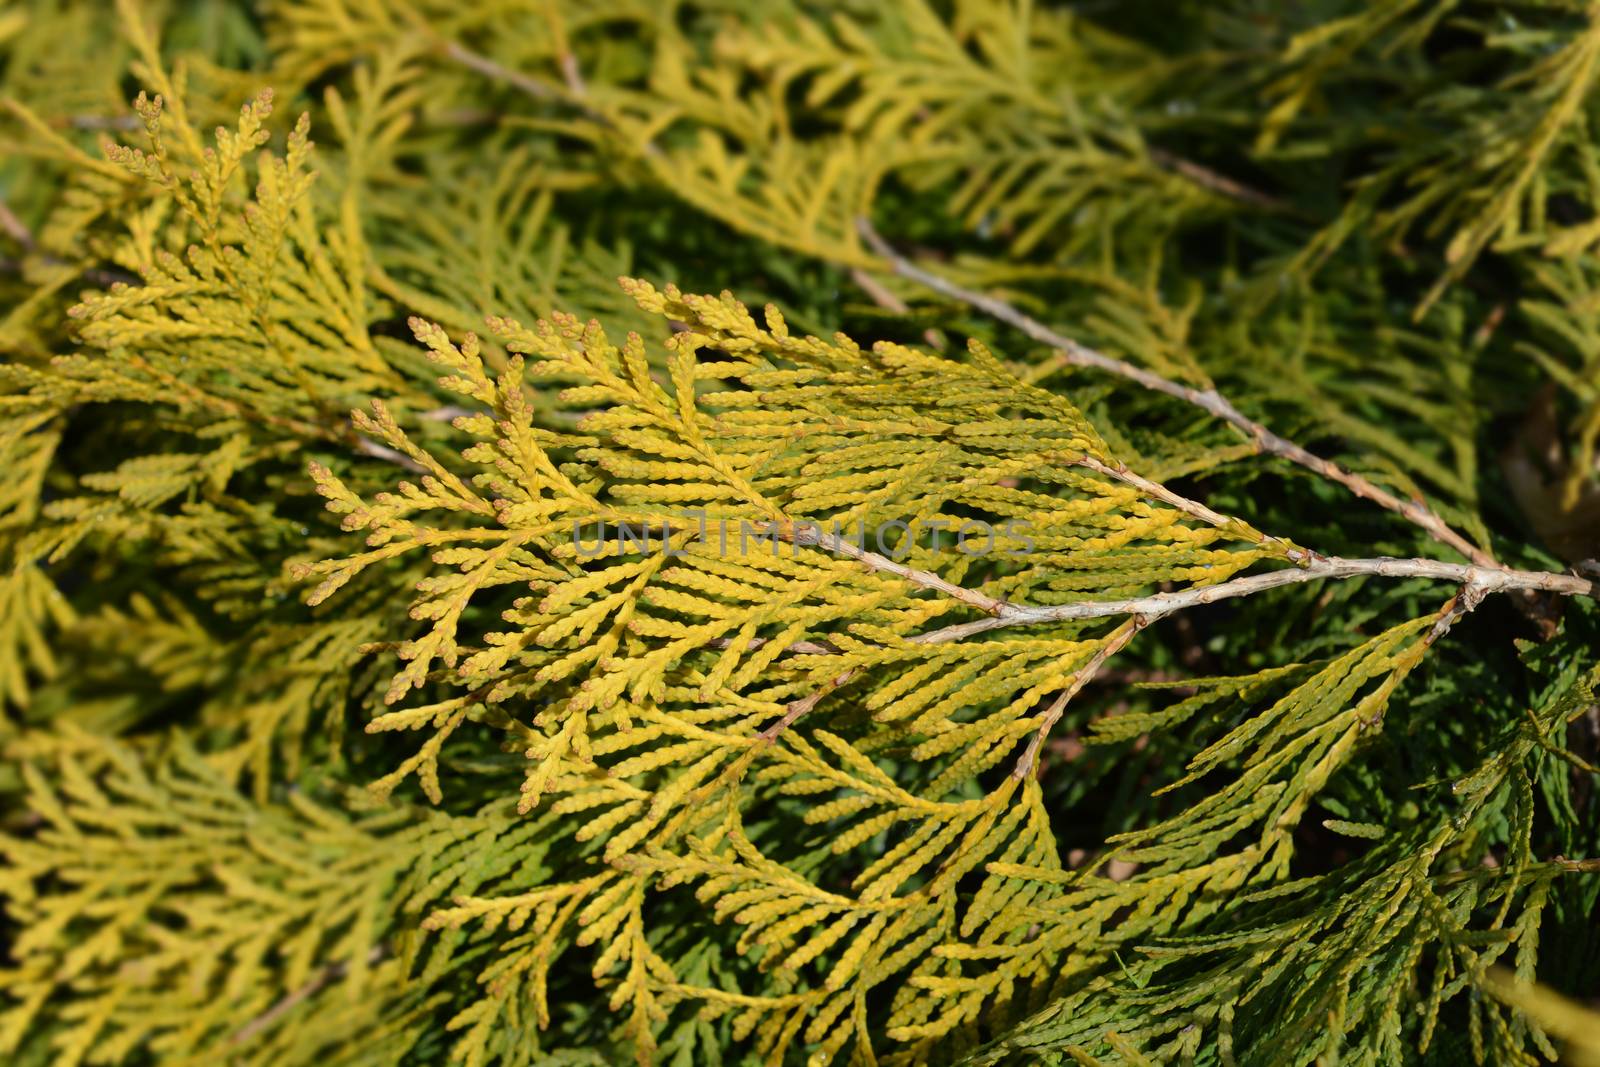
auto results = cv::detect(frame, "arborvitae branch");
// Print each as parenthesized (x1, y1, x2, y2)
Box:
(857, 217, 1501, 570)
(6, 5, 1600, 1065)
(933, 555, 1588, 636)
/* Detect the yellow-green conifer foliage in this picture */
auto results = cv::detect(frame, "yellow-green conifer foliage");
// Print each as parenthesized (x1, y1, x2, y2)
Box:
(2, 3, 1600, 1066)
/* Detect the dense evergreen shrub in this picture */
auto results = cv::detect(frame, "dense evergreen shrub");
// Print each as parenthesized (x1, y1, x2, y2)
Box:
(2, 2, 1599, 1064)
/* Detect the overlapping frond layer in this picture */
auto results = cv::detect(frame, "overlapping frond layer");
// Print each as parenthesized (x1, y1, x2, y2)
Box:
(2, 1, 1599, 1065)
(296, 283, 1290, 799)
(975, 662, 1600, 1065)
(0, 734, 495, 1066)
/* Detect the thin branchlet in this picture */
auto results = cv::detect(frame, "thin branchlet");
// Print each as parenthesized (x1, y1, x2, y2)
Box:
(857, 217, 1501, 571)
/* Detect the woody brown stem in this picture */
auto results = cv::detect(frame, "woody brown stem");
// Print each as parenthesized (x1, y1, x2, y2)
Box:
(1013, 617, 1147, 779)
(856, 216, 1499, 571)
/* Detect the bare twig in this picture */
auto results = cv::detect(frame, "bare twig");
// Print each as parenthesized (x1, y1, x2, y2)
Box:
(439, 39, 656, 155)
(709, 635, 842, 657)
(1074, 454, 1316, 565)
(856, 216, 1499, 571)
(1425, 581, 1489, 646)
(421, 404, 476, 423)
(0, 192, 37, 250)
(557, 51, 588, 99)
(753, 550, 1584, 741)
(780, 520, 1010, 617)
(442, 41, 561, 103)
(754, 524, 1003, 738)
(908, 556, 1587, 649)
(231, 946, 386, 1045)
(1146, 146, 1289, 213)
(761, 666, 857, 742)
(850, 267, 910, 315)
(849, 266, 947, 350)
(738, 491, 1589, 740)
(354, 436, 427, 473)
(54, 113, 140, 130)
(1013, 616, 1147, 779)
(348, 424, 1590, 742)
(440, 32, 1513, 584)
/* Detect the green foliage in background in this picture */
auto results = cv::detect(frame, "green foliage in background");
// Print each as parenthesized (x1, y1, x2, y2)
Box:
(2, 1, 1600, 1065)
